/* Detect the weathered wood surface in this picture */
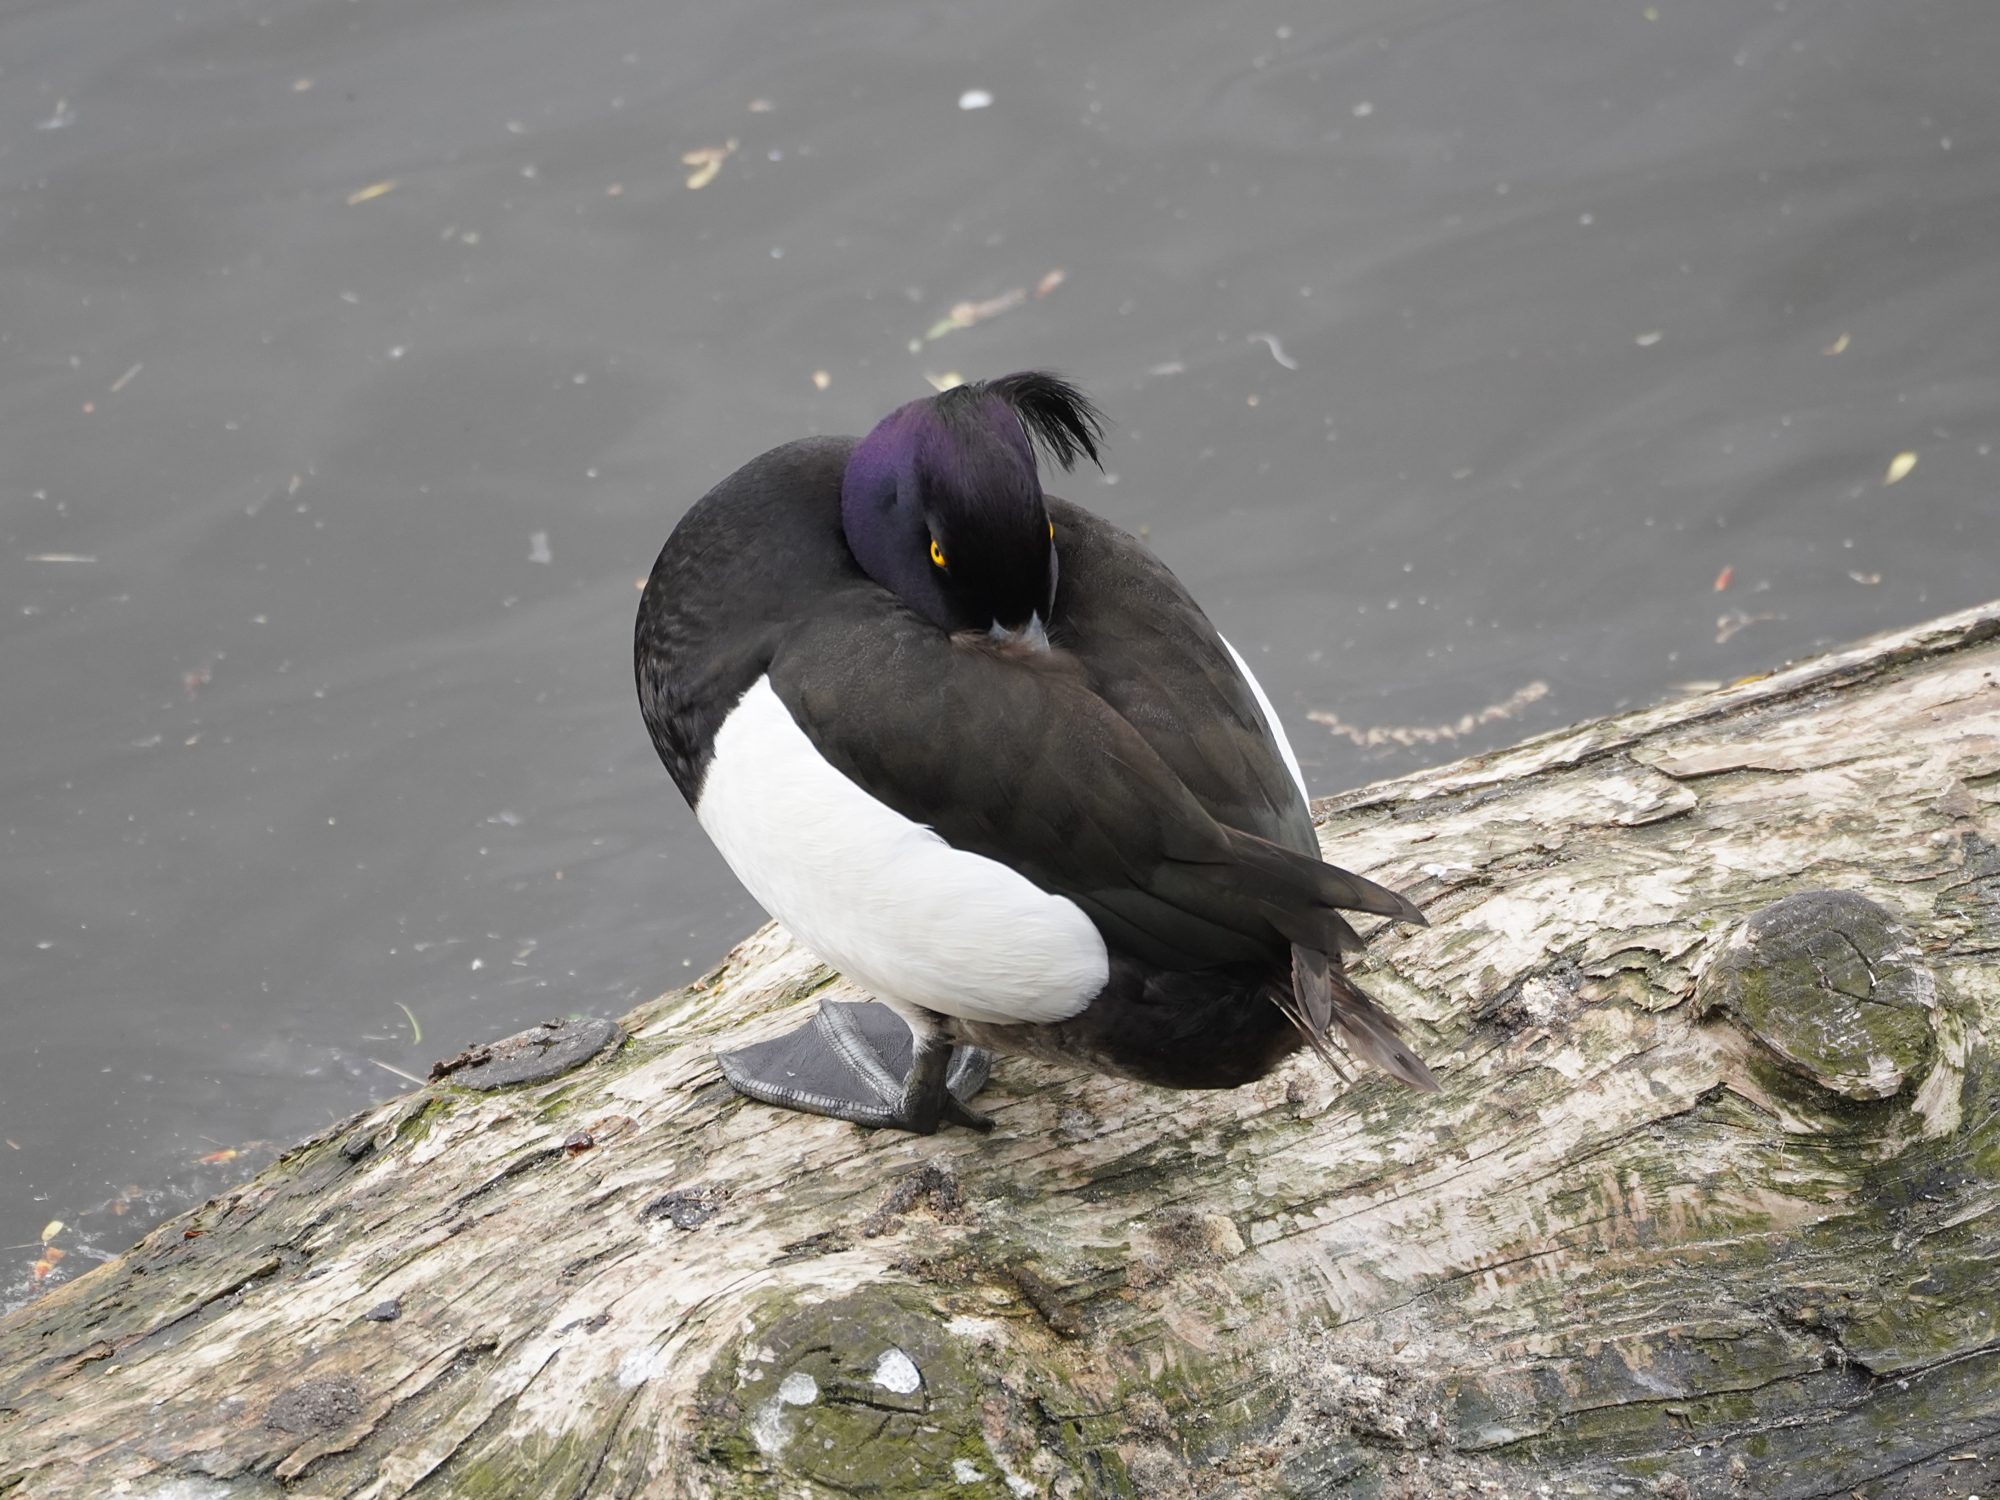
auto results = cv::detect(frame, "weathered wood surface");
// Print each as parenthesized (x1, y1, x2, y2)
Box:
(3, 602, 1998, 1500)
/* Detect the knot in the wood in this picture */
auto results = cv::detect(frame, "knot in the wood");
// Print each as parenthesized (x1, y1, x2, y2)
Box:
(1695, 889, 1937, 1101)
(427, 1016, 624, 1089)
(263, 1375, 362, 1434)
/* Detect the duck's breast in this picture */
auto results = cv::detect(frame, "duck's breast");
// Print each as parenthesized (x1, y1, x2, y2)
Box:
(696, 675, 1110, 1027)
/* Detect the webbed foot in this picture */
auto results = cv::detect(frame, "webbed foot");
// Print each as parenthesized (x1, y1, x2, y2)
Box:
(716, 1000, 994, 1134)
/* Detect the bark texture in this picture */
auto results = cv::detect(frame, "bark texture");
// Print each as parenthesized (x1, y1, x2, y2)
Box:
(3, 602, 1998, 1500)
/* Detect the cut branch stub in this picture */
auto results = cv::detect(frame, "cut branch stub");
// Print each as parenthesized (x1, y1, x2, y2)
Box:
(1695, 889, 1939, 1101)
(698, 1288, 994, 1491)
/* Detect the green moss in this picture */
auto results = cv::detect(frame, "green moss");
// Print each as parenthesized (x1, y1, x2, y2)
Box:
(437, 1427, 608, 1498)
(1696, 891, 1937, 1103)
(395, 1094, 452, 1145)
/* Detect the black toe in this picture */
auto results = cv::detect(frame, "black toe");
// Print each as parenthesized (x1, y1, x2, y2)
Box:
(716, 1000, 994, 1133)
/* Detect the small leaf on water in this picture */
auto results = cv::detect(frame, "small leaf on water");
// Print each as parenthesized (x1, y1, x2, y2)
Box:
(682, 140, 737, 190)
(1884, 451, 1917, 485)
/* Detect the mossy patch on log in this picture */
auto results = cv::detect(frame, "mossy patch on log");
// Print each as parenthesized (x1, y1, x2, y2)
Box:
(1695, 889, 1938, 1101)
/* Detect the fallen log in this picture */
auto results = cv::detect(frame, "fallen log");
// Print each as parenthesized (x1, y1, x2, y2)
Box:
(3, 601, 1997, 1499)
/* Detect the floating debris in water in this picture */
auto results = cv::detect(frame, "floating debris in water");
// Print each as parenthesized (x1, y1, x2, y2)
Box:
(682, 140, 737, 190)
(925, 289, 1024, 342)
(528, 531, 552, 565)
(958, 89, 994, 110)
(1309, 681, 1549, 748)
(920, 269, 1065, 344)
(1715, 608, 1783, 645)
(346, 179, 399, 206)
(1883, 451, 1917, 485)
(1249, 333, 1299, 370)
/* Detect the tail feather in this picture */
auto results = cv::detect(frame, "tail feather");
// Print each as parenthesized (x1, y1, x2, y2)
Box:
(1285, 945, 1440, 1093)
(1216, 826, 1429, 930)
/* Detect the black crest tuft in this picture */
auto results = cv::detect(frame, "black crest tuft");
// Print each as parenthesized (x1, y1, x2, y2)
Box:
(978, 371, 1106, 473)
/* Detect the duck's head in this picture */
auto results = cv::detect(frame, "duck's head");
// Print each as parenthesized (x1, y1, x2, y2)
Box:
(841, 371, 1104, 645)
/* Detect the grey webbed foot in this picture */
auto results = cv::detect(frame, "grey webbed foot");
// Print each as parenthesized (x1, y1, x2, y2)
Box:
(716, 999, 994, 1134)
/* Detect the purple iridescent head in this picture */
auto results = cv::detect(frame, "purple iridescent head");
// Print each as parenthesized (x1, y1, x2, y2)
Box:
(841, 372, 1104, 640)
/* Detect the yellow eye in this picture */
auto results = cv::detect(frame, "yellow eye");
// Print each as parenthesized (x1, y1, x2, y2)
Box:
(929, 537, 947, 569)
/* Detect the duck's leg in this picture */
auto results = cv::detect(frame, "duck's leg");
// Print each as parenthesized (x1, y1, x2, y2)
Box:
(716, 999, 993, 1134)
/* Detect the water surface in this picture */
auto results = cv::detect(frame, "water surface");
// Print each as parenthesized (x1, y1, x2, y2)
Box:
(4, 0, 1995, 1304)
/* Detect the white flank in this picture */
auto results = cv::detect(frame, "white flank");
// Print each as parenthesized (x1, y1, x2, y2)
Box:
(1220, 635, 1309, 803)
(696, 677, 1108, 1027)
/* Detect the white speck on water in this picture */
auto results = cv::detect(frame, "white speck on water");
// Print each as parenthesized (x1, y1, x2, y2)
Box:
(1352, 100, 1373, 117)
(778, 1371, 819, 1405)
(1635, 330, 1663, 347)
(528, 531, 552, 564)
(959, 89, 993, 110)
(872, 1347, 922, 1394)
(953, 1458, 985, 1482)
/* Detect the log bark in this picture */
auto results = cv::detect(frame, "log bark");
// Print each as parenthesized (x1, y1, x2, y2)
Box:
(4, 602, 1998, 1500)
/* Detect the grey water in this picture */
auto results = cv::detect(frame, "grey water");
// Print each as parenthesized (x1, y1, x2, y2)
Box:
(3, 0, 1995, 1305)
